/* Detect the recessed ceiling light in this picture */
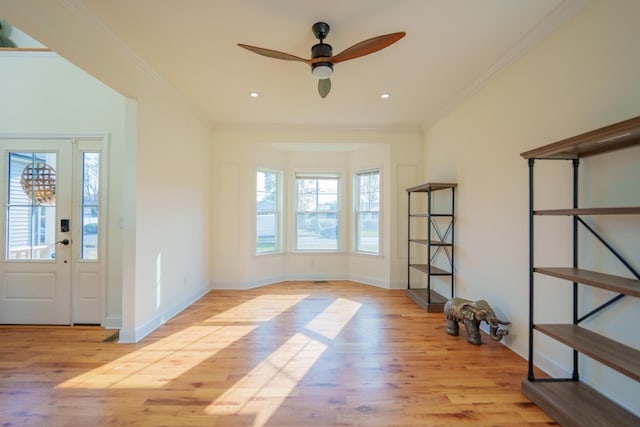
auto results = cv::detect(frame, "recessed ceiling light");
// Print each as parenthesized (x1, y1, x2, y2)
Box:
(381, 93, 390, 99)
(249, 92, 259, 98)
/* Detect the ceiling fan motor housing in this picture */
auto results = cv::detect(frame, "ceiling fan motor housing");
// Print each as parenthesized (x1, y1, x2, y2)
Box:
(311, 42, 333, 79)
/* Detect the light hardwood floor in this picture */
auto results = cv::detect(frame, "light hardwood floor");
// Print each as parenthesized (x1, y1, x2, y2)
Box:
(0, 281, 556, 426)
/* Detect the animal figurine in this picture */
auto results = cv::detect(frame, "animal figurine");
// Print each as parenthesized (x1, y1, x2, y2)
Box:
(444, 297, 510, 345)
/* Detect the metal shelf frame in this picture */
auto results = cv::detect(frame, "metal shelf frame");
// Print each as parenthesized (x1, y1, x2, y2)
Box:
(406, 183, 456, 309)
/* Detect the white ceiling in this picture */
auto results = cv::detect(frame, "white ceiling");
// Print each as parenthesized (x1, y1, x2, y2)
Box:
(2, 0, 588, 130)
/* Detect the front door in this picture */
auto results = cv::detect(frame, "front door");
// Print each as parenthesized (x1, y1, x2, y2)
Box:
(0, 137, 104, 325)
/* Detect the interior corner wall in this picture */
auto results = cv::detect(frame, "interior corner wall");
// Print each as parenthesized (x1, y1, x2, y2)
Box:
(423, 0, 640, 414)
(210, 127, 422, 290)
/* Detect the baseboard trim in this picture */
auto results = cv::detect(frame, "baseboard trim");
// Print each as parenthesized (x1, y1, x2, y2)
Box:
(118, 286, 209, 343)
(347, 274, 388, 289)
(104, 315, 122, 329)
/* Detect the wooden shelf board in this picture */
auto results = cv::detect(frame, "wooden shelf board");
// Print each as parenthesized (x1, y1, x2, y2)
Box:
(410, 264, 451, 276)
(406, 289, 448, 313)
(521, 379, 639, 427)
(406, 182, 457, 193)
(520, 116, 640, 159)
(534, 207, 640, 216)
(534, 267, 640, 297)
(534, 324, 640, 381)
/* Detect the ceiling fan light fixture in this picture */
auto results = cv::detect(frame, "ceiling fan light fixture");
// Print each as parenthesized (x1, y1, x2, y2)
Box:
(312, 62, 333, 79)
(238, 22, 405, 98)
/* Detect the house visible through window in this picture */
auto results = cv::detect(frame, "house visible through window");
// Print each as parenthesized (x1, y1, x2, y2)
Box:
(355, 169, 380, 254)
(256, 169, 280, 254)
(295, 173, 339, 251)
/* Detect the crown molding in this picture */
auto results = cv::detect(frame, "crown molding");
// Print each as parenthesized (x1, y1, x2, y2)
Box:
(425, 0, 591, 128)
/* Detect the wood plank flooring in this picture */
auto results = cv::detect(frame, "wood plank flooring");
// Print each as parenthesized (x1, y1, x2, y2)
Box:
(0, 281, 556, 426)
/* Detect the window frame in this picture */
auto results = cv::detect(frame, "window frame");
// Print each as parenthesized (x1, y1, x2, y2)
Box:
(293, 172, 341, 253)
(353, 168, 381, 255)
(256, 168, 282, 255)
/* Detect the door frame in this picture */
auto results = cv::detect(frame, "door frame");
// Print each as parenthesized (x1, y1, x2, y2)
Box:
(0, 133, 109, 325)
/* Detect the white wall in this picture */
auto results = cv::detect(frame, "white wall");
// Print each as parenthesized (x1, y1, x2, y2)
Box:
(210, 127, 422, 289)
(0, 52, 127, 327)
(120, 91, 212, 342)
(424, 0, 640, 414)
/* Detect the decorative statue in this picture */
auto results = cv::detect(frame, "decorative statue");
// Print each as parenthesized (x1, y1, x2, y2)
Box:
(444, 297, 510, 345)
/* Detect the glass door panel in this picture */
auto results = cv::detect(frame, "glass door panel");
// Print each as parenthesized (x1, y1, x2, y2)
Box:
(6, 152, 57, 261)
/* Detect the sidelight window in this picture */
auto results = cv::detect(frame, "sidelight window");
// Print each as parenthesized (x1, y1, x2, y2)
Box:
(81, 152, 100, 260)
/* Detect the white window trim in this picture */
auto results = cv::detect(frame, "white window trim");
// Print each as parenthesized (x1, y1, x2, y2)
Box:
(256, 167, 283, 255)
(353, 167, 382, 255)
(291, 169, 344, 253)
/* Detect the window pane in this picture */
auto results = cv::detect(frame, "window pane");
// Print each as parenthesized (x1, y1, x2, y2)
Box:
(317, 194, 337, 211)
(257, 171, 277, 207)
(81, 152, 99, 260)
(296, 212, 337, 250)
(357, 212, 379, 253)
(298, 193, 317, 211)
(295, 175, 339, 251)
(318, 179, 338, 193)
(257, 212, 277, 253)
(358, 173, 379, 211)
(256, 170, 280, 254)
(355, 170, 380, 254)
(6, 152, 56, 260)
(82, 207, 98, 260)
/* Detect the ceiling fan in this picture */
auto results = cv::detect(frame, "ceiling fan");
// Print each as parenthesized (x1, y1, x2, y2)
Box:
(238, 22, 405, 98)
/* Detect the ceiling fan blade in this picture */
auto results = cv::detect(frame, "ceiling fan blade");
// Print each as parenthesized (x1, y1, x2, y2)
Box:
(318, 78, 331, 98)
(331, 32, 405, 64)
(238, 43, 311, 64)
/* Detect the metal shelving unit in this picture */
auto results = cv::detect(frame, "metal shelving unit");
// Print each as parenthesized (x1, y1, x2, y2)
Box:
(406, 183, 456, 312)
(520, 116, 640, 426)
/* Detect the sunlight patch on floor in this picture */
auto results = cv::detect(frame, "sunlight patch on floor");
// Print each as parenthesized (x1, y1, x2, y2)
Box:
(58, 294, 310, 389)
(207, 294, 309, 323)
(57, 324, 257, 389)
(305, 297, 363, 339)
(205, 297, 362, 426)
(206, 332, 327, 425)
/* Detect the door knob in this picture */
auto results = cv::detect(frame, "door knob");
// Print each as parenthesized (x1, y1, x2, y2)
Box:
(56, 239, 70, 246)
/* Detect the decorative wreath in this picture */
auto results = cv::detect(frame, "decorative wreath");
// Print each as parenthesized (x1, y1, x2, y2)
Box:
(21, 162, 56, 205)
